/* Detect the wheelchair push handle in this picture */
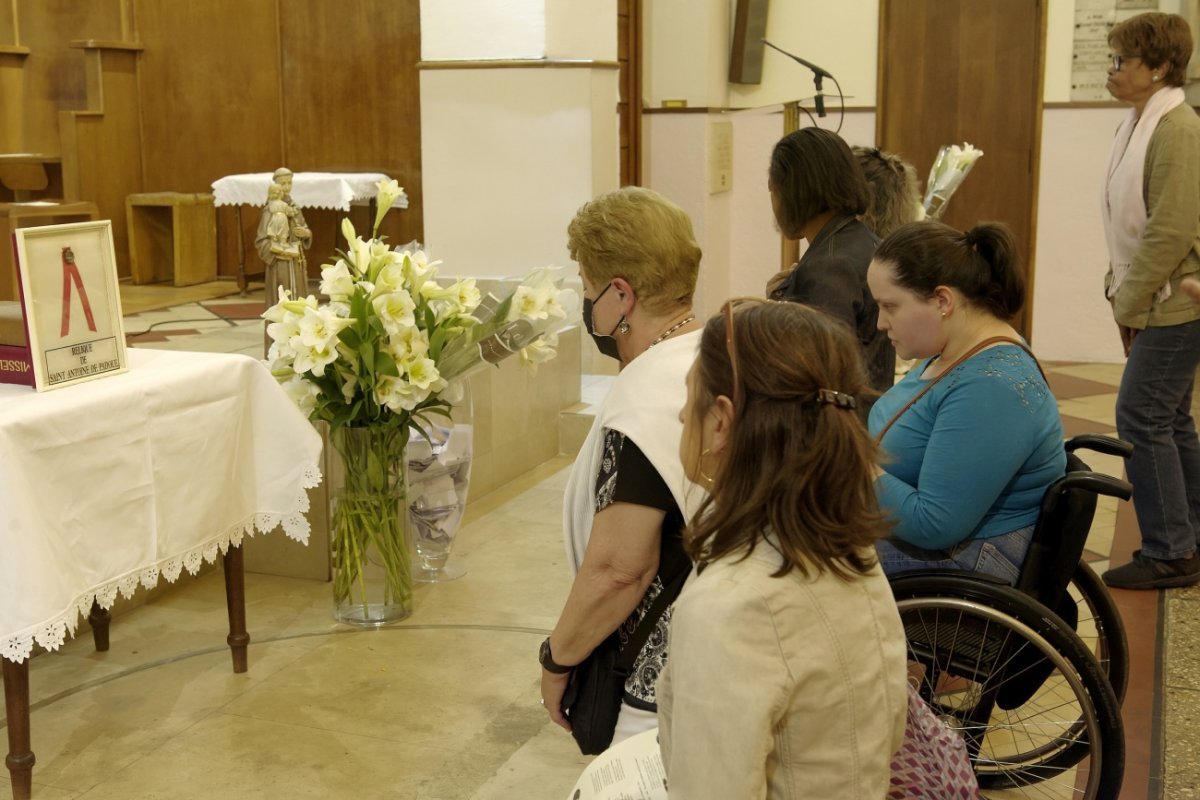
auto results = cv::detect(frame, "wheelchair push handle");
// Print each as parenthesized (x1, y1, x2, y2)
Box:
(1065, 434, 1133, 459)
(1057, 472, 1133, 502)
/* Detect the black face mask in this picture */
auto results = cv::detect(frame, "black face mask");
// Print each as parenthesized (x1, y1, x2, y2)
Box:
(582, 283, 624, 361)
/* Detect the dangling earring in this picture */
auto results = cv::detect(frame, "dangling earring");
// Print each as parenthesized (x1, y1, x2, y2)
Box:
(699, 448, 715, 485)
(617, 320, 631, 335)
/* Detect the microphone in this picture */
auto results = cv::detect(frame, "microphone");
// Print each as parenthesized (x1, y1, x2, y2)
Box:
(761, 39, 833, 79)
(762, 39, 831, 117)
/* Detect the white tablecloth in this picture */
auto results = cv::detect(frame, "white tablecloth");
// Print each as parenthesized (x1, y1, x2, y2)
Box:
(210, 171, 406, 211)
(0, 349, 323, 662)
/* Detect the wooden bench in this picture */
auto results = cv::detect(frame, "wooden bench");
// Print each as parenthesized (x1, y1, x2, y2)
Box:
(126, 192, 217, 286)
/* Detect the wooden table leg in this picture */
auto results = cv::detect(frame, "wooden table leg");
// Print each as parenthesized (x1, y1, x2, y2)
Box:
(88, 600, 110, 652)
(235, 205, 247, 296)
(2, 658, 33, 800)
(223, 544, 249, 674)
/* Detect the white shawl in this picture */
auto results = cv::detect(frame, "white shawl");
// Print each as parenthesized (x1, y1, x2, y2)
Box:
(1102, 86, 1185, 302)
(563, 330, 707, 575)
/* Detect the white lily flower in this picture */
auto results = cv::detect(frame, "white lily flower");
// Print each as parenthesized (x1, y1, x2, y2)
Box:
(292, 340, 339, 375)
(388, 327, 430, 363)
(281, 374, 322, 414)
(518, 332, 559, 374)
(372, 290, 417, 335)
(297, 305, 354, 352)
(373, 179, 405, 235)
(376, 375, 429, 412)
(341, 217, 357, 247)
(320, 261, 355, 300)
(405, 356, 443, 391)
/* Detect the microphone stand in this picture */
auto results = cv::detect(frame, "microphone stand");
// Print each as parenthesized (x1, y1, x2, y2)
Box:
(762, 39, 832, 119)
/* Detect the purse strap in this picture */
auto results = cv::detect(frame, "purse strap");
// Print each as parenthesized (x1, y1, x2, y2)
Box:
(875, 336, 1046, 442)
(613, 567, 690, 674)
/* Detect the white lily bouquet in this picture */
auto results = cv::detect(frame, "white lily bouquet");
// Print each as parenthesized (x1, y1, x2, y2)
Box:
(922, 142, 983, 220)
(263, 179, 576, 623)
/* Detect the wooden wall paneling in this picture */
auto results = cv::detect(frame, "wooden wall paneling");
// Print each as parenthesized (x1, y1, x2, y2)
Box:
(59, 44, 144, 277)
(16, 0, 124, 153)
(134, 0, 284, 279)
(0, 48, 28, 152)
(278, 0, 423, 255)
(0, 0, 16, 43)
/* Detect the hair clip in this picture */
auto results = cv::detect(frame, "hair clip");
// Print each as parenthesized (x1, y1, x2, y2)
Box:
(815, 389, 857, 410)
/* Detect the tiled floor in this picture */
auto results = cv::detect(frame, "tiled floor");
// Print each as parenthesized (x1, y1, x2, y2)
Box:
(1, 282, 1196, 799)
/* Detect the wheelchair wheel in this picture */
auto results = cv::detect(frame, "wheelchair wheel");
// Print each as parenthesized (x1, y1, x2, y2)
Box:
(1065, 560, 1129, 705)
(892, 574, 1124, 799)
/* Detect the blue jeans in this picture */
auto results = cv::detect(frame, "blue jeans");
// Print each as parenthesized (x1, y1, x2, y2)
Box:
(1116, 320, 1200, 560)
(876, 525, 1034, 585)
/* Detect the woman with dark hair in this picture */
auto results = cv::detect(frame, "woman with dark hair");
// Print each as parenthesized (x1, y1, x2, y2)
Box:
(866, 221, 1066, 581)
(1100, 12, 1200, 589)
(767, 128, 896, 392)
(656, 299, 908, 797)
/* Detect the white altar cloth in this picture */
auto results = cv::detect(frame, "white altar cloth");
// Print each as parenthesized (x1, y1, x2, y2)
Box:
(0, 348, 322, 662)
(210, 171, 405, 211)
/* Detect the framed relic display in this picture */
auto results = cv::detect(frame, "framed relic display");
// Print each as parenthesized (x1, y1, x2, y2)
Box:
(5, 220, 128, 391)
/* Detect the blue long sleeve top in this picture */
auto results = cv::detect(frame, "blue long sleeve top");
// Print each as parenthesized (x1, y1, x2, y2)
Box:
(867, 345, 1066, 550)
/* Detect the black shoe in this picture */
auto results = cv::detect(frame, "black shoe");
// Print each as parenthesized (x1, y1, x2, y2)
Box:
(1102, 550, 1200, 590)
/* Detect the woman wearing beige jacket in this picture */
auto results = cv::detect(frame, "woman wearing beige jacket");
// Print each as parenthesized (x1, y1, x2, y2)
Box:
(657, 300, 907, 798)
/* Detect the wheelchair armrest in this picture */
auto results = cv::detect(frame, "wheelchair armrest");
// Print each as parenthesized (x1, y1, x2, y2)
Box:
(1065, 434, 1133, 459)
(1054, 471, 1133, 503)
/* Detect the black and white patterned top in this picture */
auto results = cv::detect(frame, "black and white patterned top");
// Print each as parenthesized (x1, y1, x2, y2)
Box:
(595, 427, 688, 710)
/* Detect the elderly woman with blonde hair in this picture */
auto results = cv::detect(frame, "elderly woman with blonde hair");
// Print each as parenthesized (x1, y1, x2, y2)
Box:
(539, 187, 705, 750)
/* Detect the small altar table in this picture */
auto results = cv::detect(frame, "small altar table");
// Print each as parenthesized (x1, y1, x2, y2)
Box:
(0, 348, 322, 800)
(210, 172, 404, 294)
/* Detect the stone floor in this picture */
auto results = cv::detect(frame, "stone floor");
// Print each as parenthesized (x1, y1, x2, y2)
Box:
(1, 281, 1197, 799)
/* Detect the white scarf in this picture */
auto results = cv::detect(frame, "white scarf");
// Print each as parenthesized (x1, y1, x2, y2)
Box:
(562, 330, 706, 575)
(1102, 86, 1185, 301)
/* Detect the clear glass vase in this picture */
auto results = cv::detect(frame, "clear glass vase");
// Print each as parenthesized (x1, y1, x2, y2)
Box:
(407, 386, 473, 583)
(329, 425, 413, 625)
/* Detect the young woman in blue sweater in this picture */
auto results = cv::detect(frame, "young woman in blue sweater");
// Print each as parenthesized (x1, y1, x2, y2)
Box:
(866, 221, 1066, 582)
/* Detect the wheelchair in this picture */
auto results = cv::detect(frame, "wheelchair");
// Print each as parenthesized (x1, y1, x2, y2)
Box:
(888, 434, 1133, 799)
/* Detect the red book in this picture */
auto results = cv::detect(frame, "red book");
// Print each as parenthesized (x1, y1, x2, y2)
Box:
(0, 233, 34, 387)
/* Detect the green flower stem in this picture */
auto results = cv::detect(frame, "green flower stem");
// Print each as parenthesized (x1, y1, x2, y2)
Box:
(330, 426, 413, 618)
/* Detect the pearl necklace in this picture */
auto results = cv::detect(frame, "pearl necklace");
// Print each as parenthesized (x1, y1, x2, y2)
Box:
(649, 315, 695, 347)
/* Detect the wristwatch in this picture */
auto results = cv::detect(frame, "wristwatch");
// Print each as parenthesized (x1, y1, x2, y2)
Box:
(539, 637, 574, 674)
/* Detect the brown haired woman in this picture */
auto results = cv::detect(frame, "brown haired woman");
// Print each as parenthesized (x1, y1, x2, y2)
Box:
(866, 221, 1066, 581)
(656, 299, 907, 797)
(766, 128, 896, 393)
(1100, 12, 1200, 589)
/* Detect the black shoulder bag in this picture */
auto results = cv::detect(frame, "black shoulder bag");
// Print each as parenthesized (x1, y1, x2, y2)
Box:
(561, 569, 689, 755)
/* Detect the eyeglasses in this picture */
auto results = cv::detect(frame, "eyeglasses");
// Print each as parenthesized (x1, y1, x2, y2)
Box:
(1110, 53, 1139, 71)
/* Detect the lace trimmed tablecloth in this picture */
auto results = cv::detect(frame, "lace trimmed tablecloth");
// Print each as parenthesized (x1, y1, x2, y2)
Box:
(0, 349, 323, 663)
(210, 171, 406, 211)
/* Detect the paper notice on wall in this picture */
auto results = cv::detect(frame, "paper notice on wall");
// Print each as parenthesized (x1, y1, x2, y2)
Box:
(566, 728, 668, 800)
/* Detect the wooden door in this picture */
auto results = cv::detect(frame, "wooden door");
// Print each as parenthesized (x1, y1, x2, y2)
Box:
(617, 0, 642, 186)
(877, 0, 1046, 338)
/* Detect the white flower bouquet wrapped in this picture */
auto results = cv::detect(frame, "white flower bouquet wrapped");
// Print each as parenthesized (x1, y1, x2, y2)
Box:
(922, 142, 983, 220)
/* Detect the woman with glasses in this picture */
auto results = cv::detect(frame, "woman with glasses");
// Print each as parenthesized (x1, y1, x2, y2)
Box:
(540, 187, 705, 749)
(866, 221, 1066, 582)
(1100, 12, 1200, 590)
(766, 128, 896, 393)
(656, 298, 907, 797)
